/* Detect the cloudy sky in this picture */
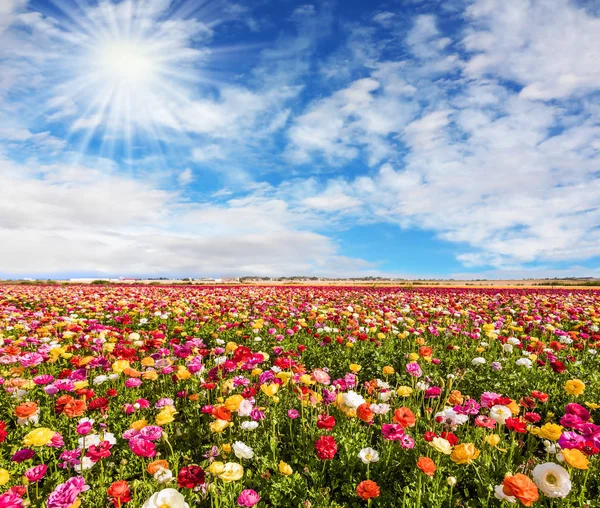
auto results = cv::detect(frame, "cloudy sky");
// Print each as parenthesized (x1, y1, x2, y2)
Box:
(1, 0, 599, 279)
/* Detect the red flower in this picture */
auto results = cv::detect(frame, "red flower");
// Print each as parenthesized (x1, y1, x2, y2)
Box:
(86, 440, 112, 462)
(107, 480, 131, 506)
(524, 412, 541, 423)
(531, 391, 548, 403)
(550, 361, 565, 373)
(315, 435, 337, 460)
(106, 389, 118, 397)
(317, 414, 336, 430)
(505, 418, 527, 434)
(177, 465, 205, 489)
(0, 421, 7, 443)
(356, 480, 380, 500)
(88, 397, 109, 411)
(423, 431, 437, 442)
(440, 431, 459, 446)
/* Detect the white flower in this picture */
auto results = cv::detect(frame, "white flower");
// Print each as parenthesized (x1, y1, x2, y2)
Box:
(447, 477, 457, 487)
(435, 408, 469, 428)
(507, 337, 521, 346)
(503, 344, 514, 354)
(471, 357, 486, 366)
(73, 456, 95, 472)
(516, 358, 533, 368)
(154, 467, 174, 484)
(494, 485, 516, 503)
(232, 441, 254, 459)
(490, 405, 512, 425)
(108, 373, 119, 381)
(215, 339, 225, 345)
(142, 488, 189, 508)
(79, 433, 101, 449)
(370, 404, 390, 415)
(358, 447, 379, 464)
(589, 349, 597, 355)
(543, 440, 557, 455)
(532, 463, 571, 498)
(241, 421, 259, 431)
(379, 391, 393, 402)
(343, 391, 366, 410)
(237, 400, 254, 417)
(93, 375, 108, 385)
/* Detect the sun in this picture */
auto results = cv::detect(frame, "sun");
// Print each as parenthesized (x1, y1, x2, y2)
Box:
(94, 40, 159, 86)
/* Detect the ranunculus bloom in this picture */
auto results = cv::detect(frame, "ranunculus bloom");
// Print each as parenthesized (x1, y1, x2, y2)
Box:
(315, 435, 337, 460)
(24, 464, 47, 483)
(237, 489, 260, 507)
(177, 465, 205, 489)
(381, 423, 404, 441)
(142, 488, 189, 508)
(417, 456, 436, 476)
(532, 463, 571, 498)
(502, 474, 539, 507)
(317, 413, 336, 430)
(561, 448, 589, 469)
(107, 480, 131, 506)
(393, 407, 416, 428)
(450, 443, 479, 464)
(356, 480, 380, 500)
(356, 403, 374, 423)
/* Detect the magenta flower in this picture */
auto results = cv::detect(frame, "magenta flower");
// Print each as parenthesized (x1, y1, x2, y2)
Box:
(382, 423, 405, 441)
(125, 378, 142, 388)
(128, 436, 157, 458)
(0, 491, 24, 508)
(46, 476, 89, 508)
(238, 489, 261, 507)
(76, 422, 92, 435)
(287, 409, 299, 419)
(405, 362, 422, 378)
(11, 448, 35, 463)
(25, 464, 48, 483)
(140, 425, 163, 441)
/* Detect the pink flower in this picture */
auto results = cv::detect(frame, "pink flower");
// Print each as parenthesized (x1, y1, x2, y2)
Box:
(311, 369, 331, 385)
(140, 425, 162, 441)
(25, 464, 48, 483)
(47, 476, 89, 508)
(405, 362, 422, 378)
(288, 410, 299, 419)
(48, 432, 65, 448)
(76, 422, 92, 435)
(125, 378, 142, 388)
(128, 436, 156, 458)
(237, 489, 261, 507)
(382, 423, 405, 441)
(33, 374, 54, 385)
(0, 491, 24, 508)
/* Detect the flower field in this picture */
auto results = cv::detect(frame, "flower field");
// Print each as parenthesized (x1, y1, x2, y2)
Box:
(0, 285, 599, 507)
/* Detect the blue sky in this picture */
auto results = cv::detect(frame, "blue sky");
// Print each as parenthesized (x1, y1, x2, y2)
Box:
(1, 0, 600, 279)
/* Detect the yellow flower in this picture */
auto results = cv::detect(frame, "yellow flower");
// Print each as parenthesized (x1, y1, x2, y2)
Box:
(142, 370, 158, 381)
(382, 366, 395, 375)
(73, 380, 89, 390)
(300, 374, 315, 385)
(507, 400, 520, 415)
(224, 395, 244, 412)
(209, 419, 230, 433)
(141, 357, 155, 367)
(377, 332, 385, 339)
(565, 379, 585, 396)
(251, 368, 263, 377)
(219, 462, 244, 482)
(222, 443, 232, 454)
(538, 423, 563, 441)
(0, 468, 9, 486)
(585, 402, 600, 410)
(175, 366, 191, 380)
(130, 419, 148, 431)
(112, 360, 130, 374)
(484, 434, 500, 446)
(260, 383, 279, 397)
(430, 437, 452, 455)
(349, 364, 361, 373)
(408, 352, 419, 362)
(155, 406, 177, 426)
(279, 461, 293, 476)
(346, 342, 354, 348)
(208, 461, 225, 475)
(451, 443, 480, 464)
(275, 372, 292, 385)
(397, 386, 413, 397)
(415, 337, 425, 346)
(561, 448, 589, 469)
(226, 341, 238, 352)
(23, 427, 55, 446)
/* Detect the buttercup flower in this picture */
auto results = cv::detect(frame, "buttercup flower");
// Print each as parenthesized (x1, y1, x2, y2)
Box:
(532, 463, 571, 498)
(142, 488, 189, 508)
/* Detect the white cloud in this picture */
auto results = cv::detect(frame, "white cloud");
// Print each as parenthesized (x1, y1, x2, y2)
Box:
(0, 157, 373, 277)
(463, 0, 600, 99)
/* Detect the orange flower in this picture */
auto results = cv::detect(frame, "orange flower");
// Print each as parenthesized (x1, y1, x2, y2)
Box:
(123, 367, 142, 378)
(147, 459, 169, 475)
(15, 402, 38, 418)
(448, 390, 464, 406)
(393, 407, 416, 428)
(416, 456, 436, 476)
(212, 406, 232, 422)
(419, 346, 433, 357)
(55, 395, 75, 415)
(502, 474, 539, 507)
(63, 399, 87, 418)
(356, 480, 380, 500)
(356, 403, 374, 423)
